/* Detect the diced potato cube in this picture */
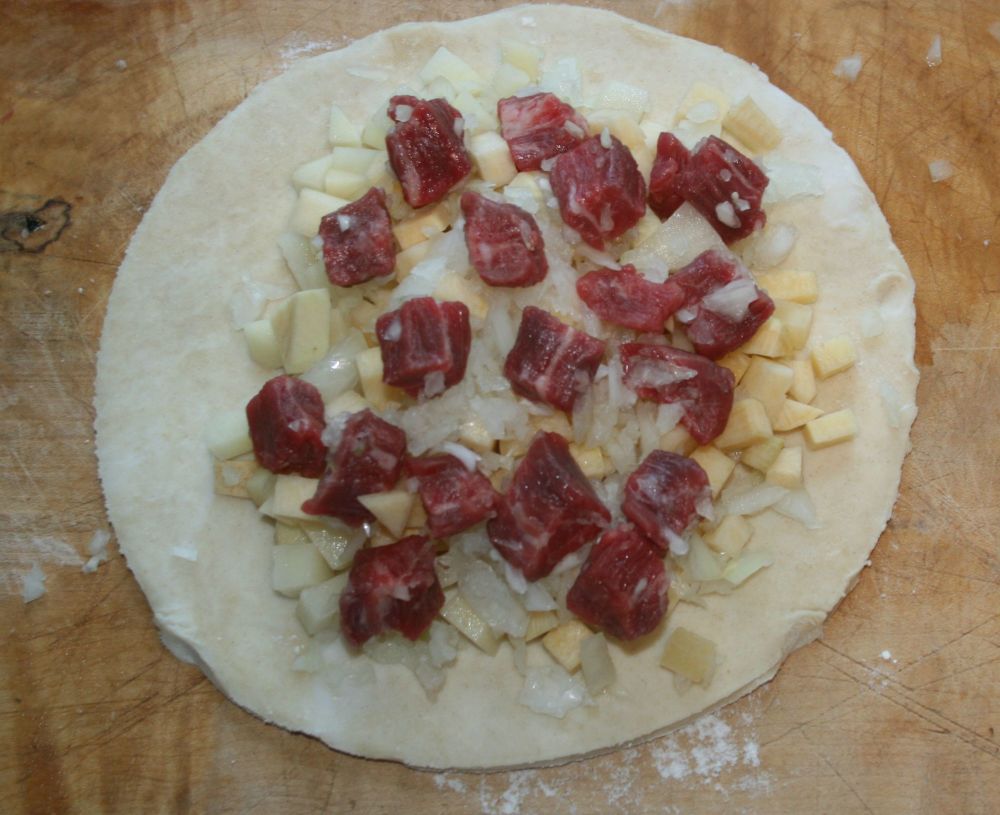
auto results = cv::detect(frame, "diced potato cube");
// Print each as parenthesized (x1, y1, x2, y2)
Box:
(788, 359, 817, 404)
(282, 288, 331, 375)
(395, 241, 432, 280)
(739, 358, 793, 423)
(629, 209, 662, 248)
(715, 399, 773, 451)
(689, 446, 735, 497)
(441, 592, 500, 655)
(356, 346, 398, 410)
(435, 273, 489, 321)
(288, 189, 348, 237)
(774, 300, 813, 351)
(660, 426, 697, 455)
(705, 514, 753, 557)
(587, 109, 646, 153)
(525, 610, 559, 642)
(419, 46, 483, 88)
(213, 459, 259, 499)
(323, 168, 367, 200)
(532, 412, 572, 437)
(328, 306, 349, 346)
(296, 572, 349, 634)
(469, 131, 518, 187)
(580, 633, 617, 695)
(458, 417, 494, 453)
(361, 107, 392, 150)
(346, 299, 379, 341)
(773, 399, 824, 432)
(811, 336, 858, 380)
(407, 499, 427, 532)
(275, 522, 307, 546)
(325, 390, 370, 418)
(492, 61, 532, 98)
(272, 543, 333, 598)
(723, 97, 782, 153)
(740, 316, 786, 358)
(804, 409, 858, 449)
(329, 146, 384, 174)
(766, 446, 803, 489)
(454, 90, 497, 134)
(271, 475, 320, 522)
(392, 201, 453, 250)
(243, 319, 282, 369)
(660, 627, 717, 685)
(717, 350, 751, 384)
(740, 435, 785, 473)
(292, 153, 335, 191)
(303, 521, 365, 570)
(501, 39, 543, 81)
(754, 270, 818, 304)
(245, 468, 276, 507)
(328, 104, 361, 147)
(569, 445, 611, 479)
(277, 232, 327, 292)
(542, 620, 592, 672)
(358, 490, 414, 538)
(675, 81, 730, 124)
(205, 409, 253, 460)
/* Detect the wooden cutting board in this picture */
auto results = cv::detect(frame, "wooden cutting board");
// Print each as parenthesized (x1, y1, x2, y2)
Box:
(1, 1, 997, 812)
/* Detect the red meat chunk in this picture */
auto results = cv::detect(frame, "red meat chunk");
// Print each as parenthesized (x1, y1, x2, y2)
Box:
(246, 375, 327, 478)
(302, 410, 407, 526)
(668, 249, 775, 359)
(648, 132, 690, 220)
(461, 191, 548, 287)
(576, 264, 685, 333)
(376, 297, 471, 399)
(385, 95, 472, 208)
(339, 535, 445, 647)
(503, 306, 605, 412)
(566, 526, 668, 641)
(317, 187, 396, 287)
(619, 342, 735, 445)
(405, 453, 499, 537)
(549, 134, 647, 249)
(677, 135, 768, 243)
(497, 92, 589, 172)
(488, 432, 611, 581)
(622, 451, 711, 554)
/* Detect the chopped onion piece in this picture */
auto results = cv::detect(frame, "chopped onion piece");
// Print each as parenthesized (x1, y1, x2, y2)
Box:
(925, 35, 942, 67)
(720, 484, 788, 517)
(774, 489, 822, 529)
(701, 276, 759, 321)
(300, 329, 366, 402)
(928, 159, 954, 183)
(441, 441, 480, 471)
(458, 559, 528, 638)
(685, 534, 723, 581)
(518, 666, 587, 718)
(722, 550, 774, 585)
(833, 54, 863, 82)
(580, 633, 617, 695)
(523, 580, 558, 612)
(744, 222, 798, 270)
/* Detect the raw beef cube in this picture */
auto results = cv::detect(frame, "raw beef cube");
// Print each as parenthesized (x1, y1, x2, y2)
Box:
(497, 92, 589, 172)
(461, 191, 548, 287)
(648, 132, 690, 219)
(622, 451, 711, 554)
(405, 453, 499, 537)
(318, 187, 396, 287)
(576, 264, 685, 332)
(246, 375, 326, 477)
(488, 432, 610, 581)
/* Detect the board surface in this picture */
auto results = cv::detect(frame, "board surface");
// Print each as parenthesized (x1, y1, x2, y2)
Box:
(1, 1, 998, 812)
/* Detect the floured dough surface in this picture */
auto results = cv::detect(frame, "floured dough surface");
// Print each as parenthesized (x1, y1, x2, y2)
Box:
(95, 4, 917, 769)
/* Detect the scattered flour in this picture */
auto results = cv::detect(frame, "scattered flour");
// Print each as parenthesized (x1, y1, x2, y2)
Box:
(653, 0, 691, 19)
(82, 529, 112, 573)
(990, 21, 1000, 43)
(1, 535, 83, 593)
(928, 159, 954, 182)
(21, 563, 47, 603)
(434, 773, 468, 794)
(279, 37, 338, 68)
(833, 54, 863, 82)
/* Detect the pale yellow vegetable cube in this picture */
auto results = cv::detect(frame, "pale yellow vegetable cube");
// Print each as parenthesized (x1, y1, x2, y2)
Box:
(774, 300, 814, 352)
(587, 110, 646, 153)
(754, 270, 818, 304)
(325, 390, 370, 418)
(773, 399, 824, 432)
(243, 319, 282, 369)
(328, 307, 348, 346)
(660, 627, 717, 685)
(804, 409, 858, 449)
(282, 288, 331, 375)
(323, 168, 367, 200)
(392, 201, 453, 250)
(788, 359, 817, 404)
(570, 445, 611, 479)
(213, 459, 259, 499)
(675, 81, 730, 124)
(441, 592, 500, 655)
(689, 446, 735, 497)
(501, 39, 543, 81)
(492, 62, 532, 98)
(272, 543, 333, 598)
(361, 108, 392, 150)
(347, 299, 379, 337)
(705, 514, 753, 557)
(356, 346, 400, 410)
(458, 417, 494, 454)
(304, 521, 365, 570)
(532, 412, 572, 437)
(328, 104, 360, 147)
(740, 316, 786, 358)
(275, 522, 307, 546)
(454, 90, 497, 134)
(542, 620, 592, 672)
(296, 573, 349, 635)
(739, 358, 793, 423)
(715, 399, 773, 451)
(740, 435, 785, 473)
(357, 490, 414, 538)
(245, 468, 276, 507)
(419, 46, 483, 88)
(288, 188, 348, 237)
(766, 446, 803, 489)
(811, 335, 858, 380)
(277, 232, 328, 292)
(660, 426, 698, 455)
(525, 610, 559, 642)
(396, 241, 432, 279)
(435, 273, 489, 321)
(292, 153, 335, 191)
(271, 475, 320, 522)
(407, 499, 427, 532)
(205, 409, 253, 460)
(329, 146, 384, 174)
(630, 209, 662, 248)
(580, 633, 617, 695)
(717, 350, 751, 384)
(469, 131, 517, 187)
(723, 97, 782, 153)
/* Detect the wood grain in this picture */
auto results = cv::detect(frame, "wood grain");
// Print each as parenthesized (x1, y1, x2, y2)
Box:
(1, 1, 997, 812)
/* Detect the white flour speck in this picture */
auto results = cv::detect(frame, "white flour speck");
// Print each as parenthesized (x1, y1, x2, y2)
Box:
(434, 773, 468, 794)
(2, 535, 83, 592)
